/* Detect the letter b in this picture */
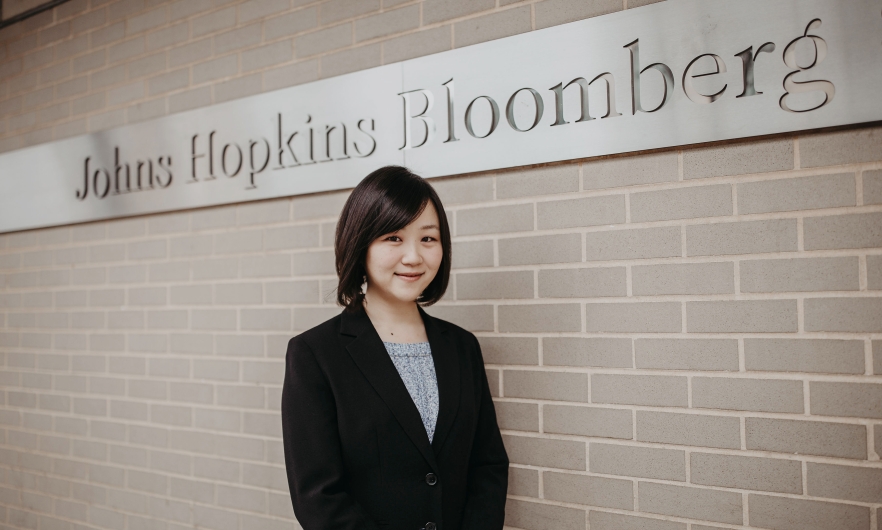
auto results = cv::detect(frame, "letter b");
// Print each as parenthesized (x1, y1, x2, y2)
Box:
(624, 39, 675, 114)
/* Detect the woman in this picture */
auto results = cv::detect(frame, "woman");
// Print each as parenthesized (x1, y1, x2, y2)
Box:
(281, 166, 509, 530)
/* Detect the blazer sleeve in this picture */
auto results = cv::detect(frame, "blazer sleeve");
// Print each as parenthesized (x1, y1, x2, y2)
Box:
(280, 336, 379, 530)
(461, 334, 510, 530)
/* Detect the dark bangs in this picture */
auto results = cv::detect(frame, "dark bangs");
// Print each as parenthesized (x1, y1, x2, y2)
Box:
(335, 166, 451, 311)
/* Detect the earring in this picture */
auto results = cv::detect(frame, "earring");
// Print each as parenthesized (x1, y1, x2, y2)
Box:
(360, 276, 367, 295)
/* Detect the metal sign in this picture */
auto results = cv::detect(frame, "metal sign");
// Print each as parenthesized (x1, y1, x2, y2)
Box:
(1, 0, 881, 233)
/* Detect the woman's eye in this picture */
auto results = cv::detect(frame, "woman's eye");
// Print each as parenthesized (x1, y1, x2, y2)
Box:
(385, 236, 401, 242)
(422, 236, 437, 242)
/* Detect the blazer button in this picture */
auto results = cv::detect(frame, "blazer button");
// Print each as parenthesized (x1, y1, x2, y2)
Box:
(425, 473, 438, 486)
(425, 523, 436, 530)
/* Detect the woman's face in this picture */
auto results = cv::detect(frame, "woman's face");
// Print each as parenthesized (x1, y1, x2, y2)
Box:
(364, 201, 443, 306)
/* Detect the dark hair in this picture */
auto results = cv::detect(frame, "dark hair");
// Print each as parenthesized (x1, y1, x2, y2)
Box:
(335, 166, 451, 312)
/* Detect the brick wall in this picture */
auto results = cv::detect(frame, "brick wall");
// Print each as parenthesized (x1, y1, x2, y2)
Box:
(1, 1, 881, 530)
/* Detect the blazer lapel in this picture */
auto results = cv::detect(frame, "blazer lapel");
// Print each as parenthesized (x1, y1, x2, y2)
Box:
(340, 307, 439, 472)
(419, 306, 461, 455)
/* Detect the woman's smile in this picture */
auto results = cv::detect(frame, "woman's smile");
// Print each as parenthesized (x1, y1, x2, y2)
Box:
(395, 272, 424, 282)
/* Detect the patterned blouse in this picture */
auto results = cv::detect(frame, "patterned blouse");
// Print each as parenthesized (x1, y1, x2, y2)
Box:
(382, 341, 440, 442)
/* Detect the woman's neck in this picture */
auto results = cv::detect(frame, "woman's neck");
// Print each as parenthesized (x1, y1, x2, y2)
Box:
(362, 290, 427, 342)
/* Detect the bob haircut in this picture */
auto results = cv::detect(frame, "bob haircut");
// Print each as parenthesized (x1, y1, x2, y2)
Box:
(335, 165, 451, 312)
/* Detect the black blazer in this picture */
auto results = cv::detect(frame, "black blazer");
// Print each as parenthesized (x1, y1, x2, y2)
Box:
(280, 305, 509, 530)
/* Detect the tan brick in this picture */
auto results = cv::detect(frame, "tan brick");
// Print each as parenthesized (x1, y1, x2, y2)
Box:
(499, 233, 581, 266)
(169, 87, 211, 113)
(684, 139, 793, 179)
(477, 336, 537, 365)
(508, 467, 539, 497)
(544, 472, 633, 510)
(633, 262, 733, 295)
(128, 7, 167, 35)
(321, 43, 381, 78)
(265, 7, 318, 40)
(72, 9, 107, 34)
(687, 219, 797, 256)
(589, 511, 684, 530)
(590, 443, 684, 481)
(586, 302, 681, 333)
(168, 39, 213, 68)
(265, 280, 319, 304)
(498, 303, 581, 332)
(355, 5, 420, 42)
(805, 212, 882, 251)
(423, 0, 494, 24)
(458, 203, 532, 236)
(591, 374, 687, 407)
(503, 370, 588, 402)
(687, 299, 797, 333)
(801, 127, 882, 168)
(432, 174, 493, 205)
(637, 411, 740, 449)
(264, 59, 319, 91)
(215, 283, 262, 305)
(295, 23, 352, 58)
(691, 452, 801, 493)
(451, 240, 493, 269)
(191, 54, 237, 84)
(146, 22, 189, 51)
(503, 434, 585, 470)
(505, 498, 585, 530)
(293, 307, 339, 331)
(92, 24, 128, 51)
(864, 339, 882, 376)
(495, 401, 538, 432)
(319, 0, 380, 24)
(635, 338, 738, 371)
(148, 69, 188, 96)
(169, 0, 211, 18)
(454, 6, 531, 48)
(632, 184, 732, 222)
(869, 255, 882, 290)
(804, 297, 882, 332)
(535, 0, 621, 29)
(583, 152, 678, 190)
(638, 482, 742, 525)
(693, 377, 803, 413)
(497, 164, 579, 200)
(543, 337, 631, 368)
(382, 25, 451, 64)
(192, 7, 236, 38)
(748, 494, 870, 530)
(744, 338, 865, 375)
(747, 417, 867, 460)
(739, 173, 856, 214)
(214, 23, 261, 55)
(538, 195, 625, 230)
(290, 251, 332, 276)
(538, 267, 625, 299)
(239, 0, 291, 23)
(423, 304, 493, 332)
(543, 405, 632, 439)
(585, 226, 680, 261)
(864, 169, 882, 205)
(741, 256, 859, 293)
(810, 382, 882, 419)
(243, 41, 293, 72)
(215, 73, 262, 102)
(875, 424, 882, 456)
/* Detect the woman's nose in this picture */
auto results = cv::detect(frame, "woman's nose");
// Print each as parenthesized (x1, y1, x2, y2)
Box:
(401, 241, 424, 264)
